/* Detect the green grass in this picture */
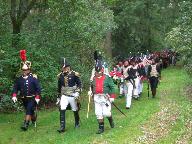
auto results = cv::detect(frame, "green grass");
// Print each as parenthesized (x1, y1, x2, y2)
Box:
(0, 66, 191, 144)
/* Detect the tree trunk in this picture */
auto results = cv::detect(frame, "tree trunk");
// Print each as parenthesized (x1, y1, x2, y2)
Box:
(10, 0, 37, 49)
(103, 31, 112, 58)
(12, 22, 22, 49)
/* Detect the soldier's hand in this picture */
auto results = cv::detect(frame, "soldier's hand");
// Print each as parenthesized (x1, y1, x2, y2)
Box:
(73, 92, 80, 100)
(35, 98, 40, 104)
(12, 97, 17, 103)
(56, 98, 60, 105)
(120, 77, 124, 83)
(88, 91, 92, 97)
(109, 98, 114, 103)
(113, 75, 118, 80)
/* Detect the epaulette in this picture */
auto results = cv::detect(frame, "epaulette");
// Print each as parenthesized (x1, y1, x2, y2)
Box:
(32, 74, 38, 79)
(72, 70, 80, 77)
(57, 72, 62, 78)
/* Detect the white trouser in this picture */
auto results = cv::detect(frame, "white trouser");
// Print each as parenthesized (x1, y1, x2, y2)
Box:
(119, 83, 124, 95)
(138, 79, 143, 94)
(133, 77, 139, 98)
(94, 94, 111, 119)
(60, 95, 78, 111)
(123, 83, 128, 94)
(125, 82, 133, 108)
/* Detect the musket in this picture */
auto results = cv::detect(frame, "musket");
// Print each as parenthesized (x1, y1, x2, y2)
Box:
(105, 94, 127, 117)
(147, 79, 150, 98)
(111, 102, 127, 117)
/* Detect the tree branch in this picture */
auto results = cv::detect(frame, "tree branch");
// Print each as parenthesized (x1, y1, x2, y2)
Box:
(18, 0, 36, 22)
(17, 0, 28, 20)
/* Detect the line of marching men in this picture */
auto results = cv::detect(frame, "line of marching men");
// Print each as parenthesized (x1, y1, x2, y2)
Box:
(109, 54, 161, 110)
(110, 57, 146, 109)
(11, 50, 168, 135)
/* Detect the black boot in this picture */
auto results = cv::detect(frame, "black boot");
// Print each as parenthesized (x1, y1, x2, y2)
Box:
(152, 89, 156, 98)
(31, 115, 36, 126)
(21, 120, 29, 131)
(107, 116, 114, 128)
(57, 110, 65, 133)
(74, 111, 80, 128)
(96, 122, 104, 134)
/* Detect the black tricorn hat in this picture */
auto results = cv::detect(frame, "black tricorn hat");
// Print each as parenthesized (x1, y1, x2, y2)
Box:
(60, 57, 70, 68)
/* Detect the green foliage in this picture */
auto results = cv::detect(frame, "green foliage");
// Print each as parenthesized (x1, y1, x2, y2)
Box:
(166, 1, 192, 76)
(112, 0, 179, 57)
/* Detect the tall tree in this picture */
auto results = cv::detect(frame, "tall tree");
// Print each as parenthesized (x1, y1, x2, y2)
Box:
(10, 0, 37, 49)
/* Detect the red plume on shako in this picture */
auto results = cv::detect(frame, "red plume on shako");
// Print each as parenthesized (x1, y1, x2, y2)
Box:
(19, 50, 31, 70)
(20, 50, 27, 61)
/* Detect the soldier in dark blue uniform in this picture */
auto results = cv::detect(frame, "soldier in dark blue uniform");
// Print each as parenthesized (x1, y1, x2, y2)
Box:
(57, 58, 82, 133)
(12, 50, 41, 131)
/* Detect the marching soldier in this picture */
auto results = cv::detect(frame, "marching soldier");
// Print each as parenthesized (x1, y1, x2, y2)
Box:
(122, 59, 136, 109)
(131, 58, 140, 100)
(116, 61, 124, 98)
(137, 58, 146, 96)
(147, 58, 161, 98)
(88, 59, 116, 134)
(57, 58, 81, 133)
(12, 50, 41, 131)
(122, 59, 129, 100)
(109, 65, 122, 85)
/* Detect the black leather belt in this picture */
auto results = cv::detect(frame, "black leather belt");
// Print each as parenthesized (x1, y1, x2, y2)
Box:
(63, 94, 74, 97)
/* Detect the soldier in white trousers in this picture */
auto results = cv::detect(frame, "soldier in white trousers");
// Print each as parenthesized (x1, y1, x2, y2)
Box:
(89, 59, 116, 134)
(122, 60, 135, 109)
(57, 58, 81, 133)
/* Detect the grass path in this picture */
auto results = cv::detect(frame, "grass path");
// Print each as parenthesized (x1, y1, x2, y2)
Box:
(0, 66, 191, 144)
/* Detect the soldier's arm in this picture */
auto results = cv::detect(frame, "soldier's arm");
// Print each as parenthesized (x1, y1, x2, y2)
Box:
(156, 64, 161, 78)
(107, 76, 116, 98)
(147, 65, 151, 78)
(76, 76, 82, 90)
(12, 78, 19, 97)
(33, 77, 41, 99)
(142, 66, 146, 77)
(57, 75, 62, 98)
(74, 72, 82, 92)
